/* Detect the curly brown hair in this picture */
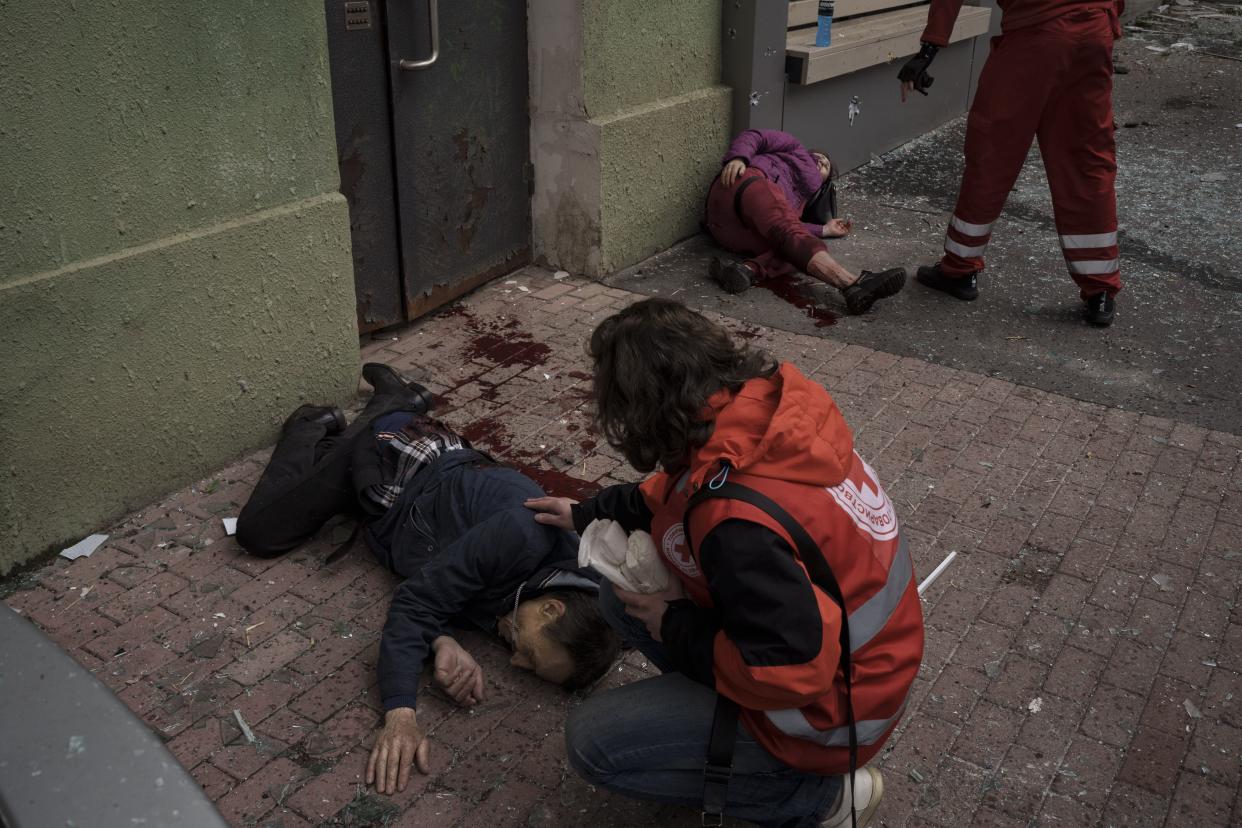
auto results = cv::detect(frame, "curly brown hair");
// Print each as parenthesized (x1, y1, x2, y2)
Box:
(588, 298, 776, 473)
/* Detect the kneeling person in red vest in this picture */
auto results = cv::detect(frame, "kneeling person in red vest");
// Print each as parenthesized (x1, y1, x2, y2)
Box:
(528, 299, 924, 828)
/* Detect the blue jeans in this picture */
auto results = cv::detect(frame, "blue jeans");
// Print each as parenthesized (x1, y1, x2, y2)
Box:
(565, 582, 841, 828)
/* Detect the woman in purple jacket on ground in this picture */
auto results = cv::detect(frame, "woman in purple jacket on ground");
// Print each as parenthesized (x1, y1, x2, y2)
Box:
(705, 129, 906, 315)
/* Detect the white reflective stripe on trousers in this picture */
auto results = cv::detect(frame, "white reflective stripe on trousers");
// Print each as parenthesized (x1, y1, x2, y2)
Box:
(944, 237, 988, 258)
(950, 216, 993, 237)
(1060, 232, 1117, 249)
(1067, 258, 1120, 275)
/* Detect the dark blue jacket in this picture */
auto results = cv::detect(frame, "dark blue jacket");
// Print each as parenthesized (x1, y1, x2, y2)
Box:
(364, 449, 593, 711)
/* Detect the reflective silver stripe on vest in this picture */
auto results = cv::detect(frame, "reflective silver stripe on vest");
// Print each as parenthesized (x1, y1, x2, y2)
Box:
(766, 700, 907, 748)
(1067, 258, 1119, 275)
(950, 215, 992, 237)
(944, 237, 987, 258)
(674, 471, 691, 494)
(847, 535, 912, 653)
(1060, 232, 1117, 249)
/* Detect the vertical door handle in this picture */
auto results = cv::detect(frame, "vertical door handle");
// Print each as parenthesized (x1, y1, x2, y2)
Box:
(399, 0, 439, 70)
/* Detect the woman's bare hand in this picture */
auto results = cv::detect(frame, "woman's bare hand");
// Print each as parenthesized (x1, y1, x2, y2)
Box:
(720, 159, 747, 188)
(821, 218, 853, 239)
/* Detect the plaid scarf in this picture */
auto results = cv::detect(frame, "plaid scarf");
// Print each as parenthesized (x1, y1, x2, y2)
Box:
(367, 415, 465, 509)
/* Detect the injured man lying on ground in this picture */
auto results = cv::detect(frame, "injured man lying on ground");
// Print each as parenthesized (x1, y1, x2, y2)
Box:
(233, 363, 620, 795)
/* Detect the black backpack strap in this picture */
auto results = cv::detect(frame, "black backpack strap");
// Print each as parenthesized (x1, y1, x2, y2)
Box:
(701, 694, 739, 826)
(732, 174, 762, 222)
(686, 470, 859, 828)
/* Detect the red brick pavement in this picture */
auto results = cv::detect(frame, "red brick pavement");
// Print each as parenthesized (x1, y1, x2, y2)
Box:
(3, 268, 1240, 827)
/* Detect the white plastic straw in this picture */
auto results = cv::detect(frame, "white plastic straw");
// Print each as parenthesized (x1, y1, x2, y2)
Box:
(917, 551, 957, 596)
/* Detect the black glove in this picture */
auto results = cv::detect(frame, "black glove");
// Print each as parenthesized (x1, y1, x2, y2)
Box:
(898, 42, 940, 96)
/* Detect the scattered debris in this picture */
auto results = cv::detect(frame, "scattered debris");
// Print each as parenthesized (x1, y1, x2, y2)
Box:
(553, 270, 570, 280)
(244, 621, 265, 648)
(1199, 172, 1227, 182)
(1151, 573, 1172, 592)
(984, 660, 1002, 679)
(66, 735, 86, 758)
(1028, 697, 1044, 714)
(233, 709, 257, 744)
(918, 551, 958, 596)
(222, 517, 238, 536)
(909, 768, 925, 783)
(60, 533, 108, 561)
(517, 285, 531, 293)
(1183, 699, 1202, 719)
(62, 585, 94, 611)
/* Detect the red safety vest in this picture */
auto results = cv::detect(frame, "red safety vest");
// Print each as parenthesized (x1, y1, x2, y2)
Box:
(639, 363, 924, 774)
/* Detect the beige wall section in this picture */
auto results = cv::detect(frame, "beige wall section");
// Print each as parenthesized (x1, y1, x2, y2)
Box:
(529, 0, 732, 277)
(0, 2, 359, 572)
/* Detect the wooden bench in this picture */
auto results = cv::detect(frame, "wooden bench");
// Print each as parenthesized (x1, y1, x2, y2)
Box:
(786, 1, 993, 85)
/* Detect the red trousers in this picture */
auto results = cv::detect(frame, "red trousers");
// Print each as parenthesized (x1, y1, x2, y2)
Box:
(705, 170, 825, 280)
(940, 8, 1121, 297)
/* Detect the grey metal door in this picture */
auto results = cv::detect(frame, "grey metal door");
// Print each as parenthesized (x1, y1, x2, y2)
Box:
(323, 0, 531, 332)
(386, 0, 532, 320)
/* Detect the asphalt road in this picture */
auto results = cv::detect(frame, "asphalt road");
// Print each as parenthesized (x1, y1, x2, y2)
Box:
(606, 28, 1242, 434)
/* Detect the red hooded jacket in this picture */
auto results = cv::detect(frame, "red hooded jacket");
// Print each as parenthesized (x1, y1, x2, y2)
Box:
(574, 363, 924, 774)
(922, 0, 1123, 46)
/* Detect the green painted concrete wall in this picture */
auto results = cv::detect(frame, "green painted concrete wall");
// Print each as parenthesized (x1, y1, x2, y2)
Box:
(0, 2, 359, 573)
(582, 0, 732, 274)
(582, 0, 724, 119)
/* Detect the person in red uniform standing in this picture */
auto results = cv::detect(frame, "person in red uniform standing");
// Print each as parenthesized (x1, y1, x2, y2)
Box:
(527, 299, 924, 828)
(898, 0, 1126, 326)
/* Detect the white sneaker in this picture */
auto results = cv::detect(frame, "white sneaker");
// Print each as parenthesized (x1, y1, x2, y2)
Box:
(820, 766, 885, 828)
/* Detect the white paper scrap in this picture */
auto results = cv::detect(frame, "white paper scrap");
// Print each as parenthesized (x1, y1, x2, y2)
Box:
(222, 517, 238, 536)
(60, 534, 109, 561)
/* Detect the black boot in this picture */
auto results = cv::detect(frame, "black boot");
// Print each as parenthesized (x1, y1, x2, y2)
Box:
(362, 363, 435, 414)
(282, 404, 346, 436)
(708, 257, 756, 295)
(916, 264, 979, 301)
(1083, 293, 1116, 327)
(841, 268, 906, 315)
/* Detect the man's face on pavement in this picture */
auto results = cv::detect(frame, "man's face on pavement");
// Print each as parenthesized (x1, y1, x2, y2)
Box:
(497, 598, 574, 685)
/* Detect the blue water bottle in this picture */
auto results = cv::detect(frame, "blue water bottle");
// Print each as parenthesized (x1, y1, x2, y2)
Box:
(815, 0, 834, 47)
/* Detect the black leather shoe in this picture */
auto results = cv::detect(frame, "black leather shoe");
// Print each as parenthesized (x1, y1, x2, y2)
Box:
(282, 404, 347, 435)
(362, 363, 435, 414)
(842, 268, 906, 315)
(916, 264, 979, 301)
(708, 257, 756, 295)
(1083, 293, 1116, 327)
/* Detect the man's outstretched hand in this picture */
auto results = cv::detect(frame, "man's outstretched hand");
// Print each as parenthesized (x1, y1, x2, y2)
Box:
(525, 496, 577, 531)
(367, 707, 431, 795)
(432, 636, 485, 707)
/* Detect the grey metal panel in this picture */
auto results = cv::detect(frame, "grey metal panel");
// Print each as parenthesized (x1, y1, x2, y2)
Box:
(386, 0, 532, 306)
(323, 0, 406, 332)
(721, 0, 789, 131)
(0, 606, 230, 828)
(781, 37, 976, 174)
